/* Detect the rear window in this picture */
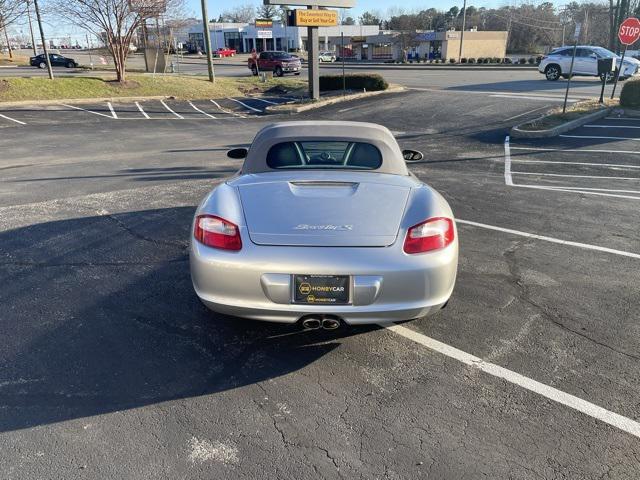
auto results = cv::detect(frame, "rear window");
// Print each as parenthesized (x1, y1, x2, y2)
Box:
(266, 141, 383, 170)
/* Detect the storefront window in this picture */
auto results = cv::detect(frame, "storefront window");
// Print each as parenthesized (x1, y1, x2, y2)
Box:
(372, 44, 392, 60)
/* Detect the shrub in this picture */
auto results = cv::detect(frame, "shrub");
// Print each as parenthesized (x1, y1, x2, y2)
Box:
(319, 74, 389, 92)
(527, 57, 536, 64)
(477, 57, 484, 63)
(483, 58, 490, 64)
(620, 79, 640, 108)
(492, 57, 500, 63)
(468, 58, 476, 64)
(503, 57, 512, 64)
(536, 55, 543, 64)
(449, 58, 456, 64)
(519, 58, 527, 64)
(460, 57, 467, 63)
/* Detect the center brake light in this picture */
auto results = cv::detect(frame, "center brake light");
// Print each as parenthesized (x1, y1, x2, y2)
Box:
(403, 217, 455, 254)
(194, 215, 242, 251)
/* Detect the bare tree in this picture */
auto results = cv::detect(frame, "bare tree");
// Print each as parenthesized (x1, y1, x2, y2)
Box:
(53, 0, 182, 82)
(1, 0, 28, 57)
(219, 4, 254, 23)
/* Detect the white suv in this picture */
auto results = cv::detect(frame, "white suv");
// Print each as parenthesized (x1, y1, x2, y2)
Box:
(539, 45, 640, 81)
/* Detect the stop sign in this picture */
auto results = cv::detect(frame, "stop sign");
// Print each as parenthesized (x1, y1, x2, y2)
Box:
(618, 17, 640, 45)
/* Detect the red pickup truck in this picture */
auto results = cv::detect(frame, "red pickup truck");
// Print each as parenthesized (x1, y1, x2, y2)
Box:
(248, 51, 302, 77)
(215, 47, 236, 57)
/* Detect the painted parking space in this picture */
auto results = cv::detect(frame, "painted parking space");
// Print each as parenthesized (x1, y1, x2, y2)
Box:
(0, 95, 295, 126)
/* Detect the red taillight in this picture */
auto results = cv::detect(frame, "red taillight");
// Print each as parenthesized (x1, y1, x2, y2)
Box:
(403, 217, 455, 254)
(194, 215, 242, 251)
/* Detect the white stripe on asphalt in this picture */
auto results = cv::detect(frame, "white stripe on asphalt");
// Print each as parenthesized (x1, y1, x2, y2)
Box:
(135, 101, 150, 119)
(457, 219, 640, 259)
(0, 112, 26, 125)
(512, 171, 640, 180)
(584, 124, 640, 129)
(250, 97, 280, 105)
(226, 97, 262, 112)
(60, 103, 114, 118)
(407, 87, 589, 101)
(560, 134, 640, 140)
(539, 186, 640, 194)
(188, 101, 217, 119)
(510, 146, 640, 155)
(107, 102, 117, 119)
(504, 136, 514, 186)
(160, 100, 183, 119)
(379, 323, 640, 440)
(502, 105, 551, 122)
(510, 159, 640, 169)
(210, 99, 246, 118)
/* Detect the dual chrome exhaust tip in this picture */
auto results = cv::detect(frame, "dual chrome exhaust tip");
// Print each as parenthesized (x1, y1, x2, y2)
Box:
(301, 316, 342, 331)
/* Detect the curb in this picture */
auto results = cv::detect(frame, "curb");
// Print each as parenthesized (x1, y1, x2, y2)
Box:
(0, 95, 168, 107)
(618, 107, 640, 118)
(265, 86, 406, 114)
(510, 107, 612, 138)
(319, 64, 537, 72)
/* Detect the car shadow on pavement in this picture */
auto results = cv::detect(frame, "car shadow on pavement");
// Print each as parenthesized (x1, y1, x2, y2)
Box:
(0, 207, 375, 433)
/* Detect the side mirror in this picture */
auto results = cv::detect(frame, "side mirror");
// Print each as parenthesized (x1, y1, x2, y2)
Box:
(227, 148, 248, 159)
(402, 149, 424, 163)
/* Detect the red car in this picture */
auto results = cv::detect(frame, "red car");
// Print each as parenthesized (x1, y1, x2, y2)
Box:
(248, 51, 302, 77)
(215, 47, 236, 57)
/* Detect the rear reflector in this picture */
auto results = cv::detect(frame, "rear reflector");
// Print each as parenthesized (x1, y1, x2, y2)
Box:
(403, 217, 454, 254)
(194, 215, 242, 251)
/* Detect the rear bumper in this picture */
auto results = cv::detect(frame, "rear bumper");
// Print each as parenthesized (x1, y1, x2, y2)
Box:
(190, 228, 458, 325)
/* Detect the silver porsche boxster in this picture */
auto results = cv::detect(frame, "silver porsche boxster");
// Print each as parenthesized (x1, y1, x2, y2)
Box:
(190, 121, 458, 329)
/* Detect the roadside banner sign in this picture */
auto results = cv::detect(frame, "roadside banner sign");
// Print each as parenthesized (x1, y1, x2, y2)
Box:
(289, 9, 338, 27)
(618, 17, 640, 45)
(255, 19, 273, 28)
(573, 22, 582, 41)
(256, 30, 273, 39)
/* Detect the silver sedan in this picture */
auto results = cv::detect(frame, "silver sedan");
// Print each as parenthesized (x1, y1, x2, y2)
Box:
(190, 121, 458, 329)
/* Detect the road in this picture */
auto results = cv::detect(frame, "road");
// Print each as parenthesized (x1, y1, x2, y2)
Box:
(1, 50, 615, 99)
(1, 73, 639, 479)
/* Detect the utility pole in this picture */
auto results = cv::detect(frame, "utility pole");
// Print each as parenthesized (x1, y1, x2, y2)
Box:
(2, 23, 12, 60)
(26, 0, 37, 56)
(32, 0, 53, 79)
(458, 0, 467, 62)
(200, 0, 215, 82)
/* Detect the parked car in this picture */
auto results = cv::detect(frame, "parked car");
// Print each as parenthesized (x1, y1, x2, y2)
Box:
(190, 121, 458, 328)
(248, 51, 302, 77)
(319, 51, 337, 62)
(215, 47, 236, 57)
(30, 53, 78, 69)
(539, 45, 640, 81)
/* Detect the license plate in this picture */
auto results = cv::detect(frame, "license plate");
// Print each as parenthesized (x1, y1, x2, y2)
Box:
(293, 275, 350, 305)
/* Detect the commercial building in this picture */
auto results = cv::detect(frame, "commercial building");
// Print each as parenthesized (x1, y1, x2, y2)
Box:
(187, 22, 507, 61)
(188, 22, 379, 54)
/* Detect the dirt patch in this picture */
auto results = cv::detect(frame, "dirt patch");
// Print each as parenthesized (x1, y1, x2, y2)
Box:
(265, 85, 289, 95)
(0, 80, 9, 93)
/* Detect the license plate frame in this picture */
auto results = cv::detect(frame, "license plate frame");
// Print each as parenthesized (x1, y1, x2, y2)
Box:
(292, 274, 350, 305)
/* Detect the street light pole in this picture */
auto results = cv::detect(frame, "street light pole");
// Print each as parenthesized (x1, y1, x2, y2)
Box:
(458, 0, 467, 62)
(200, 0, 215, 82)
(32, 0, 53, 79)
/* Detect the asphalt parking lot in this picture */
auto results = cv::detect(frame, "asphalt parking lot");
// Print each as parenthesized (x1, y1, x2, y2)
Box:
(1, 80, 639, 479)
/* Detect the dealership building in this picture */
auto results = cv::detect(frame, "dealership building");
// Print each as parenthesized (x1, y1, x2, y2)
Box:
(188, 22, 507, 61)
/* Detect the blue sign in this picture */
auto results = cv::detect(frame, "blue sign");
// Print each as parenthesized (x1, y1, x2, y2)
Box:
(415, 32, 437, 42)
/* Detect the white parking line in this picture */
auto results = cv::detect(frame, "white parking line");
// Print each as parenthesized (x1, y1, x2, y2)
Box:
(188, 101, 217, 119)
(135, 102, 150, 119)
(210, 99, 246, 118)
(510, 146, 640, 155)
(160, 100, 184, 119)
(60, 103, 114, 119)
(560, 134, 640, 141)
(511, 159, 640, 169)
(226, 97, 262, 113)
(250, 97, 280, 105)
(0, 112, 26, 125)
(502, 105, 551, 122)
(512, 171, 640, 180)
(583, 124, 640, 129)
(504, 136, 514, 186)
(491, 94, 580, 102)
(107, 102, 117, 119)
(379, 323, 640, 440)
(457, 219, 640, 259)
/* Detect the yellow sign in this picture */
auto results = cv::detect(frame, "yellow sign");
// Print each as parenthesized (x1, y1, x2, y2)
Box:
(294, 9, 338, 27)
(255, 19, 273, 28)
